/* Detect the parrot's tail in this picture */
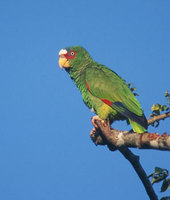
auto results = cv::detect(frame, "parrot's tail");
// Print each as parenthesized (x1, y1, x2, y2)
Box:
(129, 119, 147, 133)
(110, 102, 148, 133)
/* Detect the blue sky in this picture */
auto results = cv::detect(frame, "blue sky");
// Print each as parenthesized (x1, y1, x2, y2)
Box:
(0, 0, 170, 199)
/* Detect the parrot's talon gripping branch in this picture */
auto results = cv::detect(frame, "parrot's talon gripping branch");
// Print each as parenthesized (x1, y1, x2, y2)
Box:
(90, 117, 170, 151)
(91, 115, 106, 128)
(90, 128, 106, 145)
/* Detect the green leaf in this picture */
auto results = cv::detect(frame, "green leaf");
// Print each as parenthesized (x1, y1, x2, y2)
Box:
(155, 167, 167, 174)
(165, 91, 170, 98)
(151, 104, 160, 111)
(165, 91, 170, 105)
(161, 179, 170, 192)
(152, 175, 166, 184)
(149, 167, 169, 185)
(149, 91, 170, 127)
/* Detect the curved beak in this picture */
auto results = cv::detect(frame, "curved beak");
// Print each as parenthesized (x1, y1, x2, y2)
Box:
(59, 55, 70, 69)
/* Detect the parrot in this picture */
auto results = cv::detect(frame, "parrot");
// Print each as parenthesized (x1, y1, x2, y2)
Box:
(58, 46, 148, 133)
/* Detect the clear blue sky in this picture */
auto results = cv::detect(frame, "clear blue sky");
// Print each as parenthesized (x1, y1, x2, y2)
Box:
(0, 0, 170, 199)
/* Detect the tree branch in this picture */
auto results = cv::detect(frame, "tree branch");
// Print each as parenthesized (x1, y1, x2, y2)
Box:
(89, 113, 170, 200)
(90, 112, 170, 151)
(90, 125, 170, 151)
(119, 147, 158, 200)
(148, 112, 170, 125)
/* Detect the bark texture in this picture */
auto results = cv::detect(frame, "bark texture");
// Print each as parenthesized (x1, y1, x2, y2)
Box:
(90, 112, 170, 200)
(90, 112, 170, 151)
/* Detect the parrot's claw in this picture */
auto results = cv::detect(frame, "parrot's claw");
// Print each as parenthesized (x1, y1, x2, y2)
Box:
(90, 127, 104, 145)
(90, 127, 96, 137)
(91, 115, 106, 128)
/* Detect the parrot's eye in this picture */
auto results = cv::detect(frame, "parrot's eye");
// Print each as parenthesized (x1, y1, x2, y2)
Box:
(69, 51, 75, 56)
(67, 50, 77, 59)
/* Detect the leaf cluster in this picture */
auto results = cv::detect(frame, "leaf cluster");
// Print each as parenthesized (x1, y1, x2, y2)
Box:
(148, 167, 170, 193)
(150, 91, 170, 127)
(165, 91, 170, 105)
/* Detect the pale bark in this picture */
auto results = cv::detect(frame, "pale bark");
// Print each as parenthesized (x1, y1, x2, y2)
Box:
(90, 112, 170, 151)
(90, 112, 170, 200)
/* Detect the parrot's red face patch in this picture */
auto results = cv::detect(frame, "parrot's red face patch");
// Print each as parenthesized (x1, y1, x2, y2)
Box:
(65, 50, 77, 60)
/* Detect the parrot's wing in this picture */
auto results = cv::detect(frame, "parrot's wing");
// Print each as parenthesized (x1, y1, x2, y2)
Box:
(85, 64, 147, 129)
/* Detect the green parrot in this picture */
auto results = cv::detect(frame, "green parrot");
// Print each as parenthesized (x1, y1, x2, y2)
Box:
(58, 46, 148, 133)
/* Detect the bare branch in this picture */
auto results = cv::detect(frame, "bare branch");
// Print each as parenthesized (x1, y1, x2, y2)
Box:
(90, 121, 160, 200)
(90, 114, 170, 151)
(148, 111, 170, 125)
(119, 147, 158, 200)
(90, 126, 170, 151)
(89, 113, 170, 200)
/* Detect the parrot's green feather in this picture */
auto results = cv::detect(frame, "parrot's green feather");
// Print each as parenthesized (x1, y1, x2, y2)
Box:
(129, 120, 147, 133)
(85, 65, 143, 116)
(63, 46, 148, 133)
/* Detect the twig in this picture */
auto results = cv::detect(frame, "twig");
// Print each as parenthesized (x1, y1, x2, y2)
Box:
(148, 112, 170, 125)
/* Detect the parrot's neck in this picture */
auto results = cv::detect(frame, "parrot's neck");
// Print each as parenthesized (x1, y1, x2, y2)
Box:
(68, 62, 90, 91)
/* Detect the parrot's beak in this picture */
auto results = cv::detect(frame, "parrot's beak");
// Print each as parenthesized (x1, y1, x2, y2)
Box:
(59, 55, 70, 69)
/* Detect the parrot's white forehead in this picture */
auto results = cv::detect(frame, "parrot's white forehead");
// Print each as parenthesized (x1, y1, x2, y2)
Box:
(59, 49, 67, 56)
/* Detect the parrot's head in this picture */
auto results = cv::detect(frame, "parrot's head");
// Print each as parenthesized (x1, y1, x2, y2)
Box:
(58, 46, 92, 71)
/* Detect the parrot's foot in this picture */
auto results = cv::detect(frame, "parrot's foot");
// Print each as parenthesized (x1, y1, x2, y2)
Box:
(91, 115, 110, 128)
(91, 115, 107, 128)
(90, 127, 106, 145)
